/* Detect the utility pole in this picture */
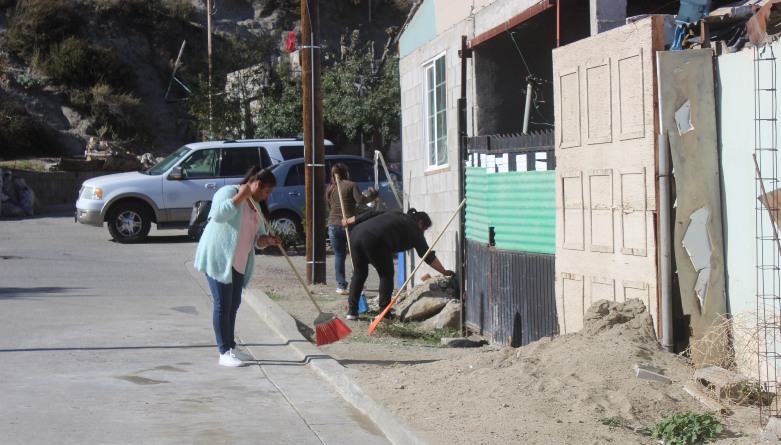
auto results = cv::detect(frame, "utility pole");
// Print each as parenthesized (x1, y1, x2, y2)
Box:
(301, 0, 326, 284)
(207, 0, 213, 137)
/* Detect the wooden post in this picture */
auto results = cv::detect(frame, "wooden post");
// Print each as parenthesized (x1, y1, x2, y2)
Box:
(301, 0, 326, 284)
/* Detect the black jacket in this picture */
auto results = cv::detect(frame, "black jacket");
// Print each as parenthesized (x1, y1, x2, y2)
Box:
(351, 210, 436, 265)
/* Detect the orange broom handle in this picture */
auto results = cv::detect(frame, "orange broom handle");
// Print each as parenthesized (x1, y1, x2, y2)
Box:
(247, 198, 324, 313)
(368, 198, 466, 334)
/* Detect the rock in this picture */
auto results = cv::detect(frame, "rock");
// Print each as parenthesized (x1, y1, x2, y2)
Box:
(441, 337, 487, 348)
(401, 296, 449, 321)
(421, 300, 460, 330)
(693, 366, 754, 402)
(581, 299, 657, 341)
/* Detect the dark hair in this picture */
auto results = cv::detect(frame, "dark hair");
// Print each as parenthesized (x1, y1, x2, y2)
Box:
(326, 162, 350, 202)
(407, 208, 432, 230)
(241, 166, 277, 187)
(241, 166, 275, 218)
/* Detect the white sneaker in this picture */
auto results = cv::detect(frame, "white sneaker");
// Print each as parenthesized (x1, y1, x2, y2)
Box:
(219, 351, 244, 367)
(336, 288, 348, 295)
(345, 314, 358, 320)
(230, 348, 253, 361)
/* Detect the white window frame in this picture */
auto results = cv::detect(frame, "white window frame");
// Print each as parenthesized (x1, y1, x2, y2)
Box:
(423, 52, 448, 170)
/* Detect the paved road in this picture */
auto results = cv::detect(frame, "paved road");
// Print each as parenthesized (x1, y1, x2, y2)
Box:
(0, 213, 392, 445)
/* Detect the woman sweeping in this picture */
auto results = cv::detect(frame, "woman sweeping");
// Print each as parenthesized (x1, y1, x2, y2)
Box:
(342, 208, 454, 321)
(325, 162, 378, 295)
(194, 166, 282, 367)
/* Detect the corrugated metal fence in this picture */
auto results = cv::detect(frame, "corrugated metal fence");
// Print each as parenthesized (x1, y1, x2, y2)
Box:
(464, 131, 558, 347)
(465, 239, 558, 347)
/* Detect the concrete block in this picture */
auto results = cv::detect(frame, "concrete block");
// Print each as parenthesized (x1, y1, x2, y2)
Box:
(634, 365, 672, 384)
(766, 416, 781, 440)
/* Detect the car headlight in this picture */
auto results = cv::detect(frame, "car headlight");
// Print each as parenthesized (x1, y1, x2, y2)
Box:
(80, 186, 103, 200)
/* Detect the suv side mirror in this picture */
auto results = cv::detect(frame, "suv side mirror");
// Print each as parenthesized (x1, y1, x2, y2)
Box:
(169, 166, 185, 180)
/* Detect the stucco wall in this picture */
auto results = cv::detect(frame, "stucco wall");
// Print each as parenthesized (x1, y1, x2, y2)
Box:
(399, 19, 473, 282)
(552, 16, 663, 334)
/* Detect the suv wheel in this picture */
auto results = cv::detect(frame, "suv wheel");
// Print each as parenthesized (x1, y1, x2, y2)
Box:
(107, 202, 152, 243)
(270, 211, 302, 239)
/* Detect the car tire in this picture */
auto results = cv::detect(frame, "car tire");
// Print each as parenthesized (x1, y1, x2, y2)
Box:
(107, 202, 152, 243)
(270, 211, 302, 238)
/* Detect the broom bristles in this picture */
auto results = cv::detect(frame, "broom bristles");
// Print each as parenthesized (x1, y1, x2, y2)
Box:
(315, 316, 352, 346)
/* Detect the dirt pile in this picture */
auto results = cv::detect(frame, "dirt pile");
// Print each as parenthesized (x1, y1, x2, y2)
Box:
(348, 299, 761, 445)
(250, 253, 762, 444)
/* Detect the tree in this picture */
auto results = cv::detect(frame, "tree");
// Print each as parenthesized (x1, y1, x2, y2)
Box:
(322, 32, 400, 149)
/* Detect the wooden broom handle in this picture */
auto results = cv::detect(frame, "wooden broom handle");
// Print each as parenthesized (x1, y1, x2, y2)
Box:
(334, 174, 355, 271)
(247, 198, 323, 313)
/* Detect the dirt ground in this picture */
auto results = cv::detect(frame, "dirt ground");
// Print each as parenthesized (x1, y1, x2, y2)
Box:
(249, 250, 769, 445)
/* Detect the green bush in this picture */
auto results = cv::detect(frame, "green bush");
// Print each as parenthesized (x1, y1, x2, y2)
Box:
(87, 84, 143, 140)
(651, 412, 723, 445)
(164, 0, 195, 22)
(0, 101, 64, 159)
(39, 37, 134, 90)
(14, 72, 44, 90)
(5, 0, 81, 58)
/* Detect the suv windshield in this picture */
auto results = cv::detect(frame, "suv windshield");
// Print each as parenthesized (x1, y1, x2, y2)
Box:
(144, 146, 191, 175)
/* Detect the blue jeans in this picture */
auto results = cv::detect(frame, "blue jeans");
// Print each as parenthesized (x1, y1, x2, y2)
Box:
(206, 268, 243, 354)
(328, 224, 348, 290)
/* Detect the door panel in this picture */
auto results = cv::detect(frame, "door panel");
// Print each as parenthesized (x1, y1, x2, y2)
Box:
(163, 148, 224, 221)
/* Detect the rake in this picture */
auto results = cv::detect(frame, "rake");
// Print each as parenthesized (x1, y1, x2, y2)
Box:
(247, 198, 351, 346)
(368, 198, 466, 335)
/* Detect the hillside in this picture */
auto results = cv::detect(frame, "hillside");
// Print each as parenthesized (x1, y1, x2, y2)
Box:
(0, 0, 411, 160)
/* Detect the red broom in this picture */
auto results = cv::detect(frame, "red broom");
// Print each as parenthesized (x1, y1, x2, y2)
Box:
(368, 198, 466, 335)
(248, 198, 351, 346)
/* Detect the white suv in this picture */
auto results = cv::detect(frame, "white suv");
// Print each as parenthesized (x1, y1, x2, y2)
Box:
(75, 138, 335, 243)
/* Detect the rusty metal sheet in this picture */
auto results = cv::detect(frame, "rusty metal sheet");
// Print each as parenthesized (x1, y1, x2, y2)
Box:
(748, 0, 781, 46)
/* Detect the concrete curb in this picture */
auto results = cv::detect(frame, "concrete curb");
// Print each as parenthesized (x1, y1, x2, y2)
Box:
(244, 288, 428, 445)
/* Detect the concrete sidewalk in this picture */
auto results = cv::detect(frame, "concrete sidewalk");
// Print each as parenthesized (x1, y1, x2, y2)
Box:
(241, 288, 427, 445)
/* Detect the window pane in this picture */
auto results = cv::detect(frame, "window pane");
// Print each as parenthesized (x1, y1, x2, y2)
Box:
(284, 164, 305, 187)
(220, 147, 261, 177)
(344, 160, 372, 183)
(180, 149, 219, 178)
(436, 56, 446, 84)
(279, 145, 304, 160)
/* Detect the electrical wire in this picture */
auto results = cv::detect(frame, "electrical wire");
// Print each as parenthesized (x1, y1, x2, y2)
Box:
(508, 31, 532, 77)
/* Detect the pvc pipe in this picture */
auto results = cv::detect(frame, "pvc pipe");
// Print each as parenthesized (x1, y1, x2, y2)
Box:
(523, 81, 533, 134)
(659, 133, 674, 352)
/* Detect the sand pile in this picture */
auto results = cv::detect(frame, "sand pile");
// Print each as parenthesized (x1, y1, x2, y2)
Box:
(354, 299, 760, 445)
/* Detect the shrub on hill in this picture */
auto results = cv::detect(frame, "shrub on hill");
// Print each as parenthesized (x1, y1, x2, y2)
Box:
(0, 100, 64, 159)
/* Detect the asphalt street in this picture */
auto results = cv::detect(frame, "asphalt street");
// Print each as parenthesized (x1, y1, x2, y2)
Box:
(0, 212, 397, 445)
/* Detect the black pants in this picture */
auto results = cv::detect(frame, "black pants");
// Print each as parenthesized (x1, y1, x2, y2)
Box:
(348, 235, 395, 315)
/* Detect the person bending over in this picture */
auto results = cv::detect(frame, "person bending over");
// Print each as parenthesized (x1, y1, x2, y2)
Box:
(342, 208, 454, 321)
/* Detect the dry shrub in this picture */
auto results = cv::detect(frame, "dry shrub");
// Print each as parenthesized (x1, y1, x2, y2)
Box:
(5, 0, 81, 58)
(687, 312, 779, 408)
(88, 84, 143, 140)
(38, 37, 133, 90)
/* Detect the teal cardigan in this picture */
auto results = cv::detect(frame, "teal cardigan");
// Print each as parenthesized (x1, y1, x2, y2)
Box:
(194, 185, 267, 286)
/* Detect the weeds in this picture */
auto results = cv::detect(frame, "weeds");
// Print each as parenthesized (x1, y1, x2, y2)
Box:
(651, 411, 723, 445)
(597, 416, 626, 428)
(266, 291, 285, 301)
(14, 72, 43, 90)
(376, 322, 459, 345)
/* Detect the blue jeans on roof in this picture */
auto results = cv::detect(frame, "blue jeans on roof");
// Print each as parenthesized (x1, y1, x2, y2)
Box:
(328, 224, 348, 290)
